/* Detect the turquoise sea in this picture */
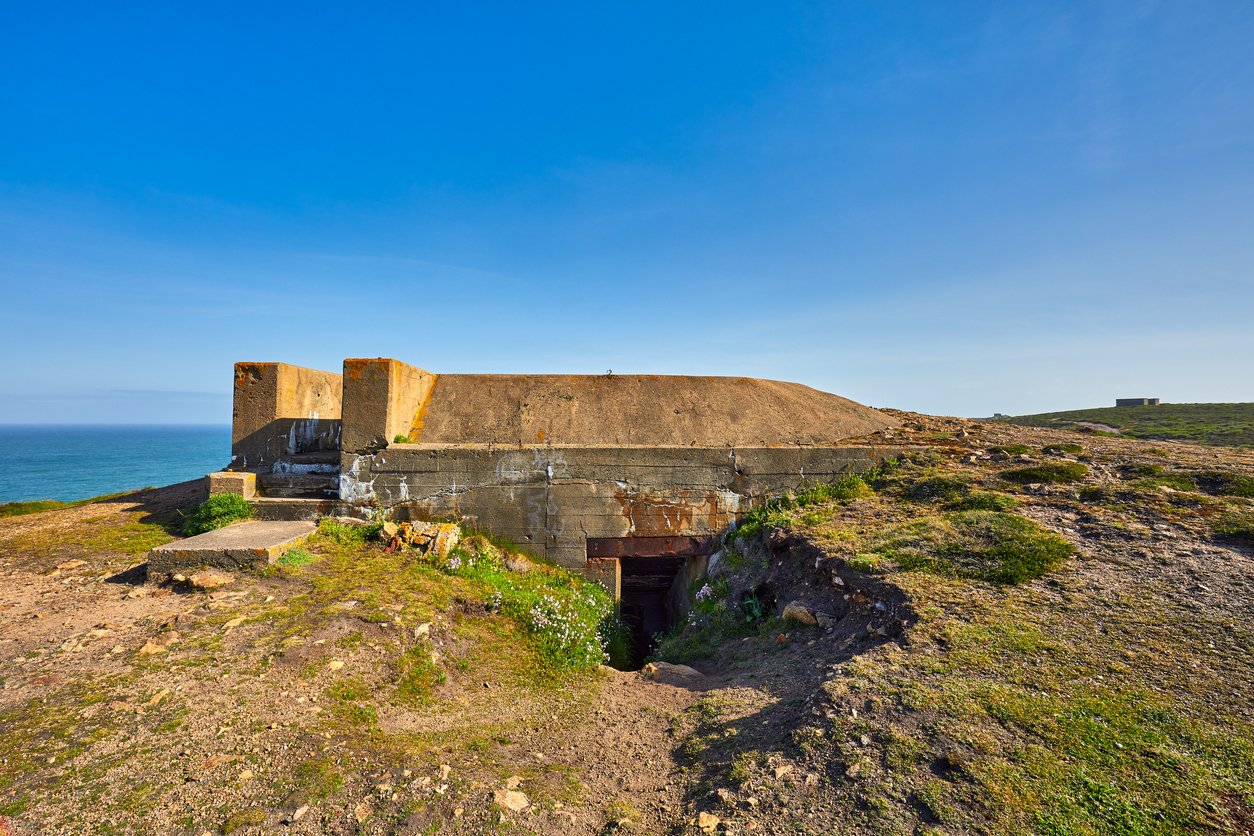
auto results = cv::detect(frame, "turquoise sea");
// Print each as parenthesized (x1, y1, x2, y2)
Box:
(0, 425, 231, 503)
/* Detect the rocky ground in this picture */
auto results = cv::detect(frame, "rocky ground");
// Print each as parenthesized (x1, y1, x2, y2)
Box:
(1, 413, 1252, 834)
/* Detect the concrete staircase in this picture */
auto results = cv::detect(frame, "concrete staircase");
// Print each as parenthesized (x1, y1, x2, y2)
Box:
(257, 451, 339, 499)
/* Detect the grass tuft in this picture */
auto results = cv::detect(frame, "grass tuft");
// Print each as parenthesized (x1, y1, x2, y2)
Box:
(1001, 462, 1089, 484)
(276, 547, 317, 568)
(1214, 509, 1254, 544)
(183, 493, 253, 535)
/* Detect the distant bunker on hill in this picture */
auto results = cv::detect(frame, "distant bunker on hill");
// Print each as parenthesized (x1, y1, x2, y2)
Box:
(211, 358, 900, 649)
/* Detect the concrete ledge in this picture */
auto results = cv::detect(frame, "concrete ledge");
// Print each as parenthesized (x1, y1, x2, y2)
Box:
(207, 470, 256, 499)
(148, 521, 316, 574)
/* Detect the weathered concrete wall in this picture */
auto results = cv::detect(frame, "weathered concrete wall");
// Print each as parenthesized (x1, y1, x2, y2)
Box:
(339, 443, 899, 568)
(231, 362, 342, 472)
(340, 358, 436, 456)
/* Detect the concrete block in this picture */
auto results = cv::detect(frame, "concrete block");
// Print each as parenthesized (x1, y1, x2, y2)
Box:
(148, 521, 316, 574)
(206, 470, 256, 499)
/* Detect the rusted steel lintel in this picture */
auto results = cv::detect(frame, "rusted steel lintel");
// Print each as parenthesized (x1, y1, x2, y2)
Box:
(585, 535, 718, 559)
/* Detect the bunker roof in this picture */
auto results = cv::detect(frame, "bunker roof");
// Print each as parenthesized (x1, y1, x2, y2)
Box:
(411, 373, 896, 447)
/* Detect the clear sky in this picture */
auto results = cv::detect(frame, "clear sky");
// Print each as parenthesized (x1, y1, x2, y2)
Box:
(2, 1, 1252, 424)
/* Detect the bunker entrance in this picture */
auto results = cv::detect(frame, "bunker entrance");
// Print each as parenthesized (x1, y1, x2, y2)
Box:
(587, 536, 716, 669)
(619, 556, 687, 667)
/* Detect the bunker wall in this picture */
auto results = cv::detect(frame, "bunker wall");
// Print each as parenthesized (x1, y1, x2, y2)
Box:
(231, 362, 342, 472)
(340, 444, 897, 568)
(340, 358, 436, 454)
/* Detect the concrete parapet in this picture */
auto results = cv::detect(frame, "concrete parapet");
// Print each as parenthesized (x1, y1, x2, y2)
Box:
(231, 362, 342, 471)
(340, 358, 436, 454)
(207, 471, 256, 499)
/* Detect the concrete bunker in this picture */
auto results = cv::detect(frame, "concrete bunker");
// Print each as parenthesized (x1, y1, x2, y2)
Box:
(211, 357, 902, 609)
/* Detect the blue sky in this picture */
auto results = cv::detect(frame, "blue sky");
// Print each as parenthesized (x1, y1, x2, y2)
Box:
(2, 1, 1252, 423)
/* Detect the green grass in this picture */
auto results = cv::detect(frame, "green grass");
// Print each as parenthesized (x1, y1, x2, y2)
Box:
(891, 606, 1254, 835)
(290, 523, 625, 672)
(1005, 402, 1254, 448)
(945, 490, 1018, 512)
(904, 475, 972, 503)
(730, 471, 880, 543)
(276, 547, 317, 568)
(859, 511, 1076, 584)
(1189, 471, 1254, 498)
(182, 493, 253, 535)
(1001, 462, 1089, 484)
(0, 490, 142, 518)
(1214, 509, 1254, 544)
(442, 538, 628, 669)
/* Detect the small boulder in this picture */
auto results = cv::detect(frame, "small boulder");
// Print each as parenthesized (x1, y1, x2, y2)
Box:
(494, 789, 529, 812)
(698, 811, 721, 832)
(782, 601, 818, 626)
(430, 524, 461, 557)
(503, 553, 534, 574)
(641, 662, 704, 684)
(188, 569, 235, 591)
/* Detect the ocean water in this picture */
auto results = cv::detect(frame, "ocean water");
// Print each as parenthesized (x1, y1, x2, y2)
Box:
(0, 425, 232, 504)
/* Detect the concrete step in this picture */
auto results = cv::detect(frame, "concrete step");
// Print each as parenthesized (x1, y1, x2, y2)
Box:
(252, 497, 349, 521)
(272, 450, 340, 475)
(257, 473, 339, 499)
(148, 520, 316, 574)
(286, 450, 339, 464)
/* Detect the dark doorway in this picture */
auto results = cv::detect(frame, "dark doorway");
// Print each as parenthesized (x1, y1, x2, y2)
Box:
(587, 536, 717, 668)
(619, 556, 687, 666)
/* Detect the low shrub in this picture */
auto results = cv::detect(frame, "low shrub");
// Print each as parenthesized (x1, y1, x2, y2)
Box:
(653, 576, 776, 663)
(1042, 443, 1084, 454)
(183, 493, 253, 535)
(1001, 462, 1089, 484)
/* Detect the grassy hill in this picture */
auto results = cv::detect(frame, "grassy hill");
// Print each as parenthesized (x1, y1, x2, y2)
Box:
(1, 418, 1253, 833)
(1004, 402, 1254, 448)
